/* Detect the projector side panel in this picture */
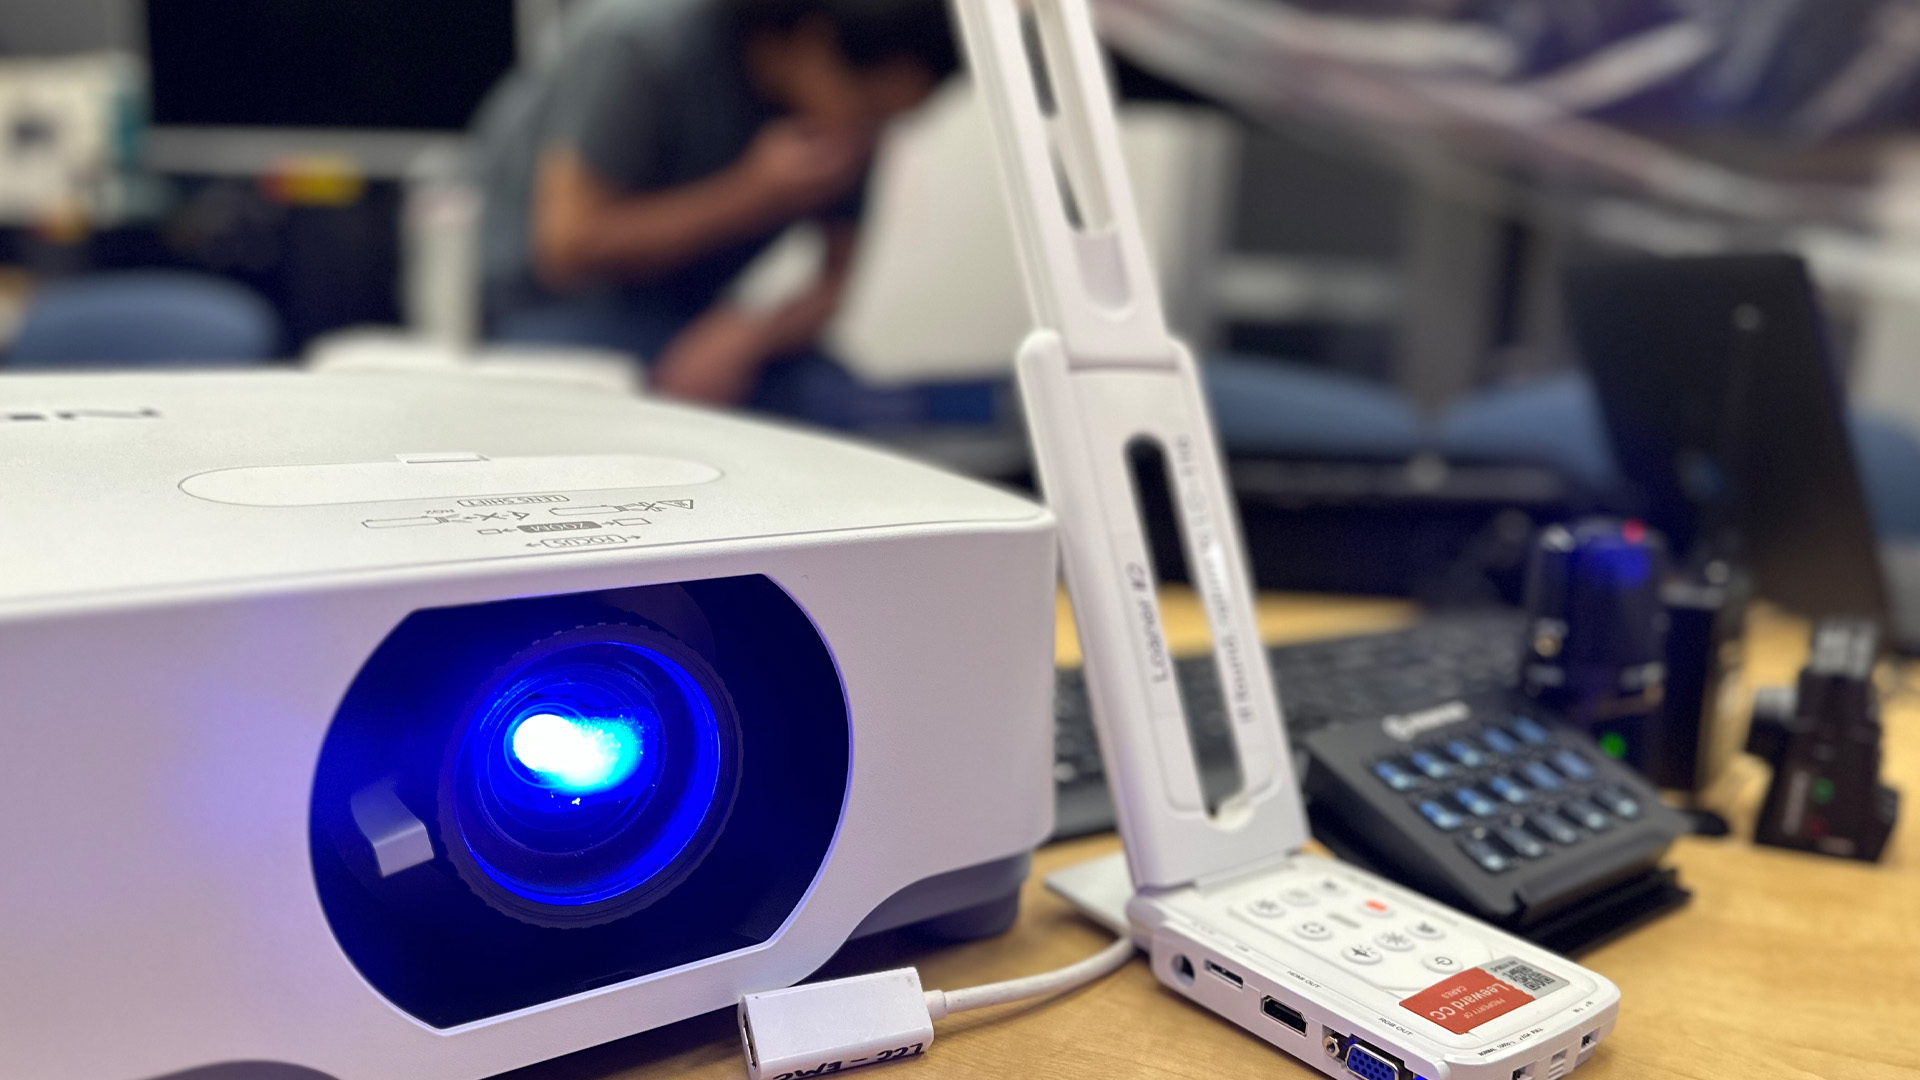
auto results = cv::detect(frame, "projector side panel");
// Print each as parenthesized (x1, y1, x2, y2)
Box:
(0, 519, 1055, 1080)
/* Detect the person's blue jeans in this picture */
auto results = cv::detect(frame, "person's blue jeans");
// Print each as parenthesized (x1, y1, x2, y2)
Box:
(491, 294, 998, 429)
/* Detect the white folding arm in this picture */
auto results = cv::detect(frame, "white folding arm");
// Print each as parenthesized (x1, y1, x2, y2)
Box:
(954, 0, 1308, 887)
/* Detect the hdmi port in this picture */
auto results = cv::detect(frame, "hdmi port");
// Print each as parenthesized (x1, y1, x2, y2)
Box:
(1260, 995, 1307, 1034)
(1203, 960, 1243, 987)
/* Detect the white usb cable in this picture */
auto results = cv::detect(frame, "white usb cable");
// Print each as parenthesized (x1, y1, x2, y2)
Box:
(737, 934, 1135, 1079)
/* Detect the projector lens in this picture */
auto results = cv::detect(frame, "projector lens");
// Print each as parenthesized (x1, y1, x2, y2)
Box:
(508, 712, 644, 793)
(443, 625, 741, 924)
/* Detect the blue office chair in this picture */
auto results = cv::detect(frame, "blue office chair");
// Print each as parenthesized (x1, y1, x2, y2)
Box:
(1437, 372, 1622, 497)
(7, 271, 282, 369)
(1204, 355, 1426, 461)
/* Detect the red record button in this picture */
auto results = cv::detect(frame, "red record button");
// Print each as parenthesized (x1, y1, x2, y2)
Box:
(1399, 966, 1535, 1034)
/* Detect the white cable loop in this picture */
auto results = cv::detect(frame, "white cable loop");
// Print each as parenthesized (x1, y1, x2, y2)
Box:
(923, 935, 1135, 1020)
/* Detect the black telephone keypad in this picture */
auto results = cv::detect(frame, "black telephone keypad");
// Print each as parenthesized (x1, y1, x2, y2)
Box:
(1370, 717, 1634, 874)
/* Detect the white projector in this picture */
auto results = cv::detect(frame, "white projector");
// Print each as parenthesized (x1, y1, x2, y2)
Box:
(0, 371, 1057, 1080)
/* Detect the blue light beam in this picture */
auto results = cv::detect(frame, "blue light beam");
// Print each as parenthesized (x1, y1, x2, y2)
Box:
(509, 712, 643, 793)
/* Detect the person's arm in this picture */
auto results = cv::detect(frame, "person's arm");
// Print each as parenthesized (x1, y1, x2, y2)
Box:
(532, 124, 866, 291)
(757, 219, 859, 354)
(649, 221, 860, 403)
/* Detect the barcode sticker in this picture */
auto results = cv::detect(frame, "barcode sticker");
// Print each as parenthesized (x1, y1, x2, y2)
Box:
(1484, 956, 1569, 998)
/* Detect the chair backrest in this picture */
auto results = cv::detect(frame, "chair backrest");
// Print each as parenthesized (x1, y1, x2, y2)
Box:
(8, 271, 282, 369)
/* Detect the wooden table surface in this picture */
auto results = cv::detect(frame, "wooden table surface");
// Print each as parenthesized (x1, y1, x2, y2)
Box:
(513, 591, 1920, 1080)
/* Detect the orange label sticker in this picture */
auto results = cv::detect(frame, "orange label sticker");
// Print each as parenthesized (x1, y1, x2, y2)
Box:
(1399, 967, 1534, 1034)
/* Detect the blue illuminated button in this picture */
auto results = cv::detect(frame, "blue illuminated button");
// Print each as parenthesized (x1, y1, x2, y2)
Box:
(1511, 716, 1553, 746)
(1562, 800, 1612, 832)
(1457, 833, 1511, 873)
(1487, 774, 1533, 804)
(1521, 761, 1564, 792)
(1409, 750, 1456, 780)
(1481, 728, 1521, 756)
(1372, 760, 1420, 792)
(1551, 749, 1597, 781)
(1454, 787, 1500, 818)
(1445, 739, 1487, 769)
(1593, 786, 1642, 819)
(1495, 824, 1548, 860)
(1528, 811, 1581, 846)
(1418, 800, 1466, 831)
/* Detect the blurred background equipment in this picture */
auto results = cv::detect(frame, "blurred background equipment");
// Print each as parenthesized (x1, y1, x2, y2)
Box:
(0, 53, 141, 227)
(1746, 618, 1901, 861)
(1568, 255, 1896, 636)
(1520, 517, 1670, 770)
(142, 0, 519, 176)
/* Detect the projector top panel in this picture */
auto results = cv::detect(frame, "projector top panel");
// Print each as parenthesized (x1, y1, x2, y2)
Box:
(0, 372, 1048, 613)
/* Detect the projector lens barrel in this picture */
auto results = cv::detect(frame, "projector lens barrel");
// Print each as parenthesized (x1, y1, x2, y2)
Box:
(442, 625, 742, 926)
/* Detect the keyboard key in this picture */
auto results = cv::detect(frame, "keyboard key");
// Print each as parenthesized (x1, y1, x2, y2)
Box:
(1457, 834, 1512, 873)
(1562, 800, 1612, 832)
(1487, 774, 1533, 804)
(1444, 739, 1487, 769)
(1407, 917, 1447, 940)
(1593, 786, 1642, 819)
(1528, 812, 1581, 846)
(1481, 728, 1521, 756)
(1511, 716, 1553, 746)
(1551, 749, 1597, 781)
(1408, 750, 1455, 780)
(1454, 787, 1501, 818)
(1372, 760, 1420, 792)
(1521, 761, 1564, 792)
(1495, 824, 1548, 859)
(1423, 953, 1466, 973)
(1418, 799, 1466, 831)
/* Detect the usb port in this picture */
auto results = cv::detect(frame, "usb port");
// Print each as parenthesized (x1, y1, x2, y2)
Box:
(1203, 960, 1243, 987)
(1260, 996, 1307, 1034)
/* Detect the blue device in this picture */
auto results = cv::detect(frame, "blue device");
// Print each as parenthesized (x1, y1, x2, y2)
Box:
(1521, 518, 1669, 770)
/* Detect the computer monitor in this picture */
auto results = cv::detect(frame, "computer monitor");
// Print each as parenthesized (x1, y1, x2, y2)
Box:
(141, 0, 528, 176)
(1565, 254, 1890, 628)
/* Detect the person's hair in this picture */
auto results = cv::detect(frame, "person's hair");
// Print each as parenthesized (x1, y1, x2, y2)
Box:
(724, 0, 960, 80)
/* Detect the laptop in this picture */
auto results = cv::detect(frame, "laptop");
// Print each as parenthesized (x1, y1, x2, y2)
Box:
(1567, 253, 1920, 654)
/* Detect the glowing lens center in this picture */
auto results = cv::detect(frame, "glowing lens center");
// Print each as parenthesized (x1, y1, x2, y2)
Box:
(510, 712, 643, 793)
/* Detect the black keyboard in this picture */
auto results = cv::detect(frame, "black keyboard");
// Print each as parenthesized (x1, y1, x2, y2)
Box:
(1051, 610, 1525, 838)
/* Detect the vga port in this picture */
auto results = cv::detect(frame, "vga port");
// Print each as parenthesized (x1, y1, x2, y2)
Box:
(1344, 1041, 1402, 1080)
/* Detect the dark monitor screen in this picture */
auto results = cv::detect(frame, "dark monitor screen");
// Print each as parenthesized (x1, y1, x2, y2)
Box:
(145, 0, 518, 131)
(1566, 254, 1889, 625)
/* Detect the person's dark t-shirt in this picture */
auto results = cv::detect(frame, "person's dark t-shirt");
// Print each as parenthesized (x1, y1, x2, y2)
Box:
(473, 0, 845, 322)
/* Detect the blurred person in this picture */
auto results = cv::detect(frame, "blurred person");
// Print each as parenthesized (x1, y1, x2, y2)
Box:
(472, 0, 958, 415)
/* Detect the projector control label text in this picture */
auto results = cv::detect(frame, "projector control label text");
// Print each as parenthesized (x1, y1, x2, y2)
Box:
(459, 494, 570, 507)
